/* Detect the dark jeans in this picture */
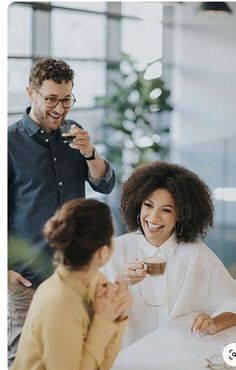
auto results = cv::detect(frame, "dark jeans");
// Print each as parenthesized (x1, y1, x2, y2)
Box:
(8, 280, 35, 368)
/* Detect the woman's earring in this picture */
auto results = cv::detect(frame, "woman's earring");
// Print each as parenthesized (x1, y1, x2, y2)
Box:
(136, 213, 141, 226)
(178, 224, 184, 237)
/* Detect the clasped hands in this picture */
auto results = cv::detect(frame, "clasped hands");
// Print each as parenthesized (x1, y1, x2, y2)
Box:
(93, 281, 132, 323)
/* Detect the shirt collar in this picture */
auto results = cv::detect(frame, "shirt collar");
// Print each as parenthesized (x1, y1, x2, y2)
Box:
(23, 107, 42, 136)
(133, 230, 178, 258)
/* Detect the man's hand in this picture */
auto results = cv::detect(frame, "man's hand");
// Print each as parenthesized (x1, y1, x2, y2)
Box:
(69, 125, 93, 156)
(8, 270, 32, 288)
(68, 124, 108, 179)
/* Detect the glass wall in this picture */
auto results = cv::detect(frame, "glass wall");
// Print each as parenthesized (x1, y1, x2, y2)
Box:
(171, 136, 236, 272)
(8, 2, 163, 119)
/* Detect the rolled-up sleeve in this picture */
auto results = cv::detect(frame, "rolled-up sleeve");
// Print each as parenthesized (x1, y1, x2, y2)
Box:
(88, 160, 115, 194)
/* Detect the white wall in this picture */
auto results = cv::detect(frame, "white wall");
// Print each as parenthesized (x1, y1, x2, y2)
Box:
(170, 2, 236, 147)
(164, 2, 236, 267)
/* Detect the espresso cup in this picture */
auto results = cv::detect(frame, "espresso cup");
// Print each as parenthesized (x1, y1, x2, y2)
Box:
(144, 256, 167, 277)
(60, 121, 77, 144)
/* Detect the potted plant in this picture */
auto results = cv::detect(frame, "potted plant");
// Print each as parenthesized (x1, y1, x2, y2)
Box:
(95, 53, 173, 183)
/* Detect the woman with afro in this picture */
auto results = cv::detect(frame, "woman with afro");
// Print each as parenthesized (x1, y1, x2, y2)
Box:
(103, 161, 236, 346)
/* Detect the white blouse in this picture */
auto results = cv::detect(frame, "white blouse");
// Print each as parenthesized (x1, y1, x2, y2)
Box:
(102, 231, 236, 347)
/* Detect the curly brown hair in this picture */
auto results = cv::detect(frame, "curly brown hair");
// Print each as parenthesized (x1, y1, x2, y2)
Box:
(120, 161, 214, 243)
(29, 58, 74, 88)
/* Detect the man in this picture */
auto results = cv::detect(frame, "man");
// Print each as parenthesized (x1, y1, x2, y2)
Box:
(8, 58, 115, 366)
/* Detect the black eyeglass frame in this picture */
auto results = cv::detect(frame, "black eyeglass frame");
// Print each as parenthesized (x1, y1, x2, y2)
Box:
(33, 88, 76, 109)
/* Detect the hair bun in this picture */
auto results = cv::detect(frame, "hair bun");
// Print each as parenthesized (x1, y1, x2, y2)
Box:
(43, 215, 76, 250)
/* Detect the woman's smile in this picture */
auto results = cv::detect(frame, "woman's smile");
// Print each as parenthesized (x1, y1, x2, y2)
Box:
(140, 188, 177, 246)
(144, 221, 164, 231)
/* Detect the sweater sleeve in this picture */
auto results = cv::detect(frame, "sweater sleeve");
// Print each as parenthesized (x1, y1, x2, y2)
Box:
(81, 314, 119, 369)
(100, 319, 128, 370)
(86, 271, 128, 369)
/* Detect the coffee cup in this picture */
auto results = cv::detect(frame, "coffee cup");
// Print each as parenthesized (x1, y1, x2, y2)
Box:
(144, 256, 167, 276)
(60, 121, 78, 144)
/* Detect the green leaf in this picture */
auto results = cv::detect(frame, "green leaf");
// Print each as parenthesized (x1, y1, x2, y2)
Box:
(95, 53, 174, 180)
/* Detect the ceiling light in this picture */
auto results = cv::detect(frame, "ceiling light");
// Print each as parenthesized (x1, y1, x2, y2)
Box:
(199, 2, 232, 15)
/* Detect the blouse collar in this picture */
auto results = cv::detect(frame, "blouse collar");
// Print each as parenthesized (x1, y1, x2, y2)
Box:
(133, 230, 178, 258)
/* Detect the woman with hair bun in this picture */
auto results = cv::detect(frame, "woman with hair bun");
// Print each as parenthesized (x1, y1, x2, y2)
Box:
(103, 161, 236, 346)
(11, 198, 131, 370)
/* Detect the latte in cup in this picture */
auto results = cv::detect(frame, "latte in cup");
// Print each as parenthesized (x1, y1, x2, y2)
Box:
(144, 256, 167, 276)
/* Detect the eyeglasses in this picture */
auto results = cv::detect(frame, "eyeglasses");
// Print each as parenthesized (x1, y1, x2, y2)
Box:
(33, 88, 76, 109)
(205, 354, 231, 369)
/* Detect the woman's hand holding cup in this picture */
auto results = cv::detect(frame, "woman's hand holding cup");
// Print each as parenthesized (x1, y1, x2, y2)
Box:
(121, 258, 147, 285)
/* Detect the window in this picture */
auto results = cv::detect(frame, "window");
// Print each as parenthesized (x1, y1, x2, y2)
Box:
(8, 1, 163, 115)
(121, 19, 162, 65)
(52, 2, 106, 12)
(68, 60, 106, 107)
(121, 2, 163, 65)
(51, 10, 106, 59)
(8, 59, 32, 113)
(8, 4, 32, 56)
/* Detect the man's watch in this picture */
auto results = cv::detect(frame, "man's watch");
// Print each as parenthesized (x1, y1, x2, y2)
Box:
(83, 147, 97, 161)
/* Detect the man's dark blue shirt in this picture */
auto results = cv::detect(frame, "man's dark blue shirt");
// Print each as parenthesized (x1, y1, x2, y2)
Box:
(8, 107, 115, 287)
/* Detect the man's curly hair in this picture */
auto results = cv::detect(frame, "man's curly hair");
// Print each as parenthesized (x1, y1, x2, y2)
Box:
(120, 161, 214, 243)
(29, 58, 74, 88)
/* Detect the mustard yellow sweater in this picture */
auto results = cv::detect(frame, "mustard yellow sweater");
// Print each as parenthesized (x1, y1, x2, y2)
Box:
(11, 265, 127, 370)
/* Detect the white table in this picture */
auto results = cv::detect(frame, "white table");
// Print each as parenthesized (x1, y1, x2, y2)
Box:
(112, 313, 236, 370)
